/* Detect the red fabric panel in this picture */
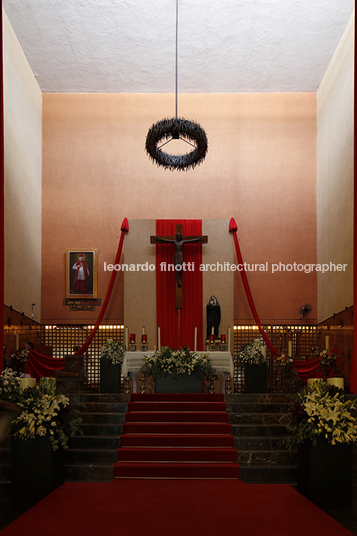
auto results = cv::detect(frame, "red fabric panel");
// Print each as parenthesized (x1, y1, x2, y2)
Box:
(230, 219, 280, 357)
(351, 59, 357, 392)
(156, 220, 203, 350)
(27, 350, 64, 380)
(0, 5, 4, 371)
(24, 219, 128, 378)
(292, 357, 324, 382)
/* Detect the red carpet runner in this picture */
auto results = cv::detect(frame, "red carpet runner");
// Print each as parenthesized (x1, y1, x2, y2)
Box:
(114, 393, 240, 479)
(1, 480, 353, 536)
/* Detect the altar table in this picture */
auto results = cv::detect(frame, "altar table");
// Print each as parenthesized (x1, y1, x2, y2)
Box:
(122, 351, 233, 393)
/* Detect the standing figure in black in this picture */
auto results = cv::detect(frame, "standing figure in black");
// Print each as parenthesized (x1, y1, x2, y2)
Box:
(206, 295, 221, 339)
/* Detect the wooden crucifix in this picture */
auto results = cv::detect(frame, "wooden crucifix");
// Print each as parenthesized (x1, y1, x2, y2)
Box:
(150, 224, 208, 308)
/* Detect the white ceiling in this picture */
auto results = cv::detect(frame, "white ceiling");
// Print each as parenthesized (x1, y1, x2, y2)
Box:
(2, 0, 354, 94)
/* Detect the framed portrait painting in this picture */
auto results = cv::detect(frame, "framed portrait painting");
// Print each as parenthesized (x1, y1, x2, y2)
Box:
(66, 249, 97, 299)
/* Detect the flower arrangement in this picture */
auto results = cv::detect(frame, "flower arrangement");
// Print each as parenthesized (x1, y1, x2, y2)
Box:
(285, 380, 357, 447)
(100, 339, 126, 366)
(10, 344, 29, 374)
(140, 347, 216, 380)
(238, 340, 266, 366)
(0, 368, 21, 403)
(11, 377, 82, 450)
(316, 348, 342, 378)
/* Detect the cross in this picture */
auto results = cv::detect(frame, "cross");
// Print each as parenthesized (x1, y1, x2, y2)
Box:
(150, 224, 208, 308)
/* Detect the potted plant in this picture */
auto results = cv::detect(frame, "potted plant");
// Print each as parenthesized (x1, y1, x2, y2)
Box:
(100, 339, 126, 393)
(238, 340, 267, 393)
(140, 347, 217, 393)
(285, 380, 357, 509)
(10, 377, 82, 510)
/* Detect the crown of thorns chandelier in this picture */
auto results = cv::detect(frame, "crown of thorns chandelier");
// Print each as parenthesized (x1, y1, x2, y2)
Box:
(145, 0, 208, 171)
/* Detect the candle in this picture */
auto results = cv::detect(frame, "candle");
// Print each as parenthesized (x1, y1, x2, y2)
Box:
(125, 327, 128, 348)
(327, 377, 344, 389)
(194, 327, 197, 352)
(288, 341, 292, 357)
(228, 327, 231, 351)
(325, 336, 330, 351)
(307, 378, 321, 387)
(130, 333, 136, 344)
(20, 378, 36, 392)
(211, 326, 214, 336)
(221, 334, 226, 344)
(141, 334, 147, 344)
(260, 346, 266, 359)
(158, 327, 161, 350)
(142, 326, 146, 335)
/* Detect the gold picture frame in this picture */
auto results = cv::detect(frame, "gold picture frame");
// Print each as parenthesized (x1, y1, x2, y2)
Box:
(66, 249, 97, 299)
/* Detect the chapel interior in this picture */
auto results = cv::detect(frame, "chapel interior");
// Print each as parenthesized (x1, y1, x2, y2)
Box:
(0, 0, 356, 533)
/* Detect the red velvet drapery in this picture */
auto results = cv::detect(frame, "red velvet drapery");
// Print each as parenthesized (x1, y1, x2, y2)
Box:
(156, 220, 203, 350)
(229, 218, 280, 357)
(26, 219, 129, 378)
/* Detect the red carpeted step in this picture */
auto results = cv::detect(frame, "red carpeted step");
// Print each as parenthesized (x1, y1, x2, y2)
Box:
(113, 461, 240, 479)
(127, 402, 227, 412)
(120, 434, 235, 448)
(130, 393, 224, 402)
(117, 447, 237, 462)
(123, 422, 232, 434)
(125, 411, 229, 423)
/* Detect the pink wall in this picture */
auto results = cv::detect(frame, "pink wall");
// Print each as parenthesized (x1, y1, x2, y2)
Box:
(41, 92, 317, 325)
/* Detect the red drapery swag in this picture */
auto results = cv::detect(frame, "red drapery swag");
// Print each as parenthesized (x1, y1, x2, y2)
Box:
(26, 218, 129, 379)
(156, 220, 203, 350)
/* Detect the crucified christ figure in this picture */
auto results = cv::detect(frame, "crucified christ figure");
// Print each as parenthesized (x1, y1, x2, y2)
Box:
(153, 232, 205, 288)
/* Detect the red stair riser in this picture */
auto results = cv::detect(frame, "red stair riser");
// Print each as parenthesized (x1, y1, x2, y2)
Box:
(113, 462, 240, 479)
(127, 402, 227, 412)
(129, 393, 225, 402)
(120, 434, 235, 448)
(122, 422, 232, 434)
(116, 447, 237, 462)
(116, 392, 240, 480)
(125, 412, 229, 423)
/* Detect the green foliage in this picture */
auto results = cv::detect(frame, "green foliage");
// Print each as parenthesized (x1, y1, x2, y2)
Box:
(238, 340, 266, 366)
(0, 368, 21, 403)
(285, 380, 357, 448)
(100, 339, 126, 366)
(11, 377, 82, 450)
(140, 347, 217, 380)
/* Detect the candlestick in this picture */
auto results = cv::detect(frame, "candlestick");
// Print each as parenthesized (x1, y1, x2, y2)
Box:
(228, 327, 231, 351)
(194, 327, 197, 352)
(221, 334, 226, 344)
(129, 333, 136, 344)
(141, 334, 147, 344)
(209, 335, 215, 344)
(158, 327, 161, 350)
(288, 341, 292, 357)
(325, 336, 330, 351)
(125, 326, 128, 348)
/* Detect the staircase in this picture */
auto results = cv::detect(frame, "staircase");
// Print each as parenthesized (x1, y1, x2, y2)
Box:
(65, 393, 129, 481)
(113, 393, 240, 479)
(225, 394, 297, 483)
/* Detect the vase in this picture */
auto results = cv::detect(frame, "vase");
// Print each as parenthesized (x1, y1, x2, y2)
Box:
(244, 363, 267, 393)
(11, 435, 65, 510)
(297, 437, 353, 510)
(100, 362, 121, 393)
(155, 374, 203, 393)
